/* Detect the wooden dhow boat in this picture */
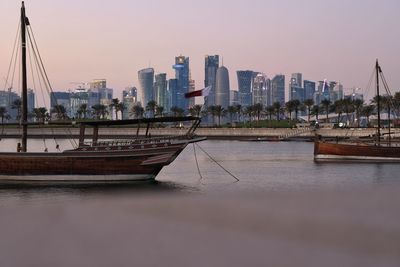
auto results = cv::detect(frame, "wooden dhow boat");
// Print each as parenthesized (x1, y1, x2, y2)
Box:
(0, 2, 205, 184)
(314, 60, 400, 162)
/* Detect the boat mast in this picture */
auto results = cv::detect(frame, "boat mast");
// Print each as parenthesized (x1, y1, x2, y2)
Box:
(376, 60, 381, 146)
(21, 1, 28, 152)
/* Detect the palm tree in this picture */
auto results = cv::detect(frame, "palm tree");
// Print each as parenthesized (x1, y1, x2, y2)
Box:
(11, 99, 22, 122)
(321, 99, 332, 122)
(311, 105, 321, 121)
(0, 107, 8, 124)
(342, 98, 354, 124)
(155, 106, 164, 117)
(361, 105, 375, 127)
(333, 100, 344, 124)
(170, 106, 184, 117)
(303, 99, 314, 122)
(51, 104, 68, 120)
(189, 104, 202, 117)
(146, 100, 158, 118)
(130, 104, 145, 119)
(109, 98, 121, 120)
(353, 99, 364, 127)
(285, 101, 295, 121)
(77, 104, 88, 119)
(253, 103, 263, 126)
(244, 105, 254, 126)
(92, 104, 108, 119)
(235, 104, 242, 123)
(213, 105, 225, 126)
(32, 107, 47, 123)
(208, 105, 216, 125)
(116, 102, 126, 119)
(272, 102, 282, 121)
(265, 106, 274, 127)
(292, 100, 301, 122)
(226, 105, 237, 125)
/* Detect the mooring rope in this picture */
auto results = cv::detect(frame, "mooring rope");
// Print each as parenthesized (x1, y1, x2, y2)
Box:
(194, 143, 240, 182)
(192, 143, 203, 180)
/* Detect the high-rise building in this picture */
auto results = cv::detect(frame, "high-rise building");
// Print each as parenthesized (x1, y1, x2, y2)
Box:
(215, 66, 230, 108)
(237, 70, 253, 107)
(173, 56, 190, 111)
(154, 73, 170, 111)
(50, 91, 71, 117)
(168, 78, 178, 111)
(290, 73, 304, 102)
(204, 55, 219, 107)
(230, 90, 239, 106)
(138, 68, 154, 107)
(189, 78, 196, 108)
(90, 79, 107, 90)
(271, 75, 285, 105)
(303, 80, 316, 101)
(252, 73, 269, 106)
(122, 87, 137, 119)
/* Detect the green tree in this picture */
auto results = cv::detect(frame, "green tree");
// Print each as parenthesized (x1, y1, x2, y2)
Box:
(227, 105, 237, 124)
(189, 105, 202, 117)
(170, 106, 184, 117)
(253, 103, 263, 126)
(92, 104, 108, 119)
(303, 99, 314, 122)
(146, 100, 158, 118)
(353, 99, 364, 127)
(273, 102, 282, 121)
(321, 99, 332, 122)
(155, 106, 164, 117)
(51, 104, 68, 120)
(130, 104, 145, 119)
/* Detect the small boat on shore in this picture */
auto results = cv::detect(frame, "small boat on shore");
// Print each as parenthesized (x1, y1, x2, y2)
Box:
(0, 2, 205, 185)
(314, 60, 400, 162)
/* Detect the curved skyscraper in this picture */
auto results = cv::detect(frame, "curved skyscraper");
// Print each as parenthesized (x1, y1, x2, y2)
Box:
(215, 66, 230, 108)
(138, 68, 154, 106)
(237, 70, 253, 107)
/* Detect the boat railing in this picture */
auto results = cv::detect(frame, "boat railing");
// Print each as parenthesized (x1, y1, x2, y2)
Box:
(82, 134, 192, 148)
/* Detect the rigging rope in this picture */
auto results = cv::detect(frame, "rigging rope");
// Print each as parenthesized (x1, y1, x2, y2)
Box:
(192, 143, 203, 180)
(195, 143, 239, 182)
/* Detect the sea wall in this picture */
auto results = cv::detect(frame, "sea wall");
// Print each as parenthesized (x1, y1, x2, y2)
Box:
(1, 126, 399, 140)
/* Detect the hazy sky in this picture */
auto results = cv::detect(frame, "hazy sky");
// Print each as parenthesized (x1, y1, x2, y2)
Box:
(0, 0, 399, 105)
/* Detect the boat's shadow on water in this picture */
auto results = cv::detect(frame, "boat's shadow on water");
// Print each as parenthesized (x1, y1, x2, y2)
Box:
(0, 180, 197, 196)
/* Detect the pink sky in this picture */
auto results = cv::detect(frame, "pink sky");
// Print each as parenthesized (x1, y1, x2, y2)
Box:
(0, 0, 399, 106)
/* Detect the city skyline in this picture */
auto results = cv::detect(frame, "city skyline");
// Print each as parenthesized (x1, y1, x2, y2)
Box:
(0, 0, 399, 104)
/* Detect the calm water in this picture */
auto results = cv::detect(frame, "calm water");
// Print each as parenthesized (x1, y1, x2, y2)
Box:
(0, 139, 399, 195)
(1, 140, 399, 267)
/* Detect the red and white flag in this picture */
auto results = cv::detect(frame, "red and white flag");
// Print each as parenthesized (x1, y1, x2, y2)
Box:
(185, 86, 211, 98)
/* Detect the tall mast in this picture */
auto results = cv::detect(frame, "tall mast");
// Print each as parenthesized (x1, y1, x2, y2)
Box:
(21, 1, 28, 152)
(376, 59, 381, 146)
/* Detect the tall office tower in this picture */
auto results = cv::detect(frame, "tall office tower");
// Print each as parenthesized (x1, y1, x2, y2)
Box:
(230, 90, 239, 106)
(303, 80, 316, 101)
(317, 80, 330, 102)
(289, 73, 304, 102)
(271, 74, 285, 105)
(237, 70, 253, 107)
(138, 68, 155, 107)
(215, 66, 230, 109)
(173, 56, 190, 111)
(204, 55, 219, 107)
(168, 78, 178, 110)
(252, 73, 269, 106)
(188, 78, 196, 108)
(154, 73, 169, 111)
(122, 87, 137, 119)
(27, 89, 35, 114)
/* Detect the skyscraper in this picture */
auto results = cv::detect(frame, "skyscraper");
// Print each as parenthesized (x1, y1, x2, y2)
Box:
(154, 73, 169, 111)
(138, 68, 154, 107)
(215, 66, 230, 108)
(252, 73, 269, 106)
(303, 80, 316, 101)
(168, 78, 178, 110)
(204, 55, 219, 107)
(290, 73, 304, 102)
(237, 70, 253, 107)
(173, 56, 190, 111)
(271, 74, 285, 105)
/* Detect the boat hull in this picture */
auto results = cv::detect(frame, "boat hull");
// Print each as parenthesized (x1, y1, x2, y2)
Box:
(314, 141, 400, 162)
(0, 143, 188, 184)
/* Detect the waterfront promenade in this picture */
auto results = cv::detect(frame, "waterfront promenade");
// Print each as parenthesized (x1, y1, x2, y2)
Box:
(1, 126, 399, 140)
